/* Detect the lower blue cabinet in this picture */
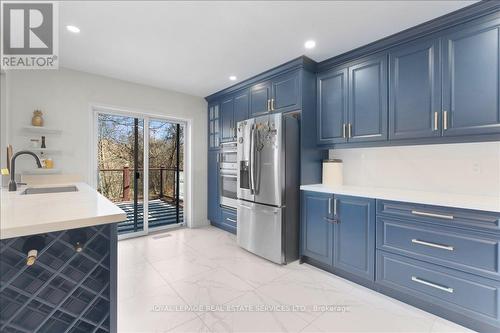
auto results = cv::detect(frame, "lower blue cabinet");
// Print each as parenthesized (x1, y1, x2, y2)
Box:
(334, 195, 376, 281)
(300, 192, 375, 282)
(377, 251, 500, 330)
(300, 191, 334, 266)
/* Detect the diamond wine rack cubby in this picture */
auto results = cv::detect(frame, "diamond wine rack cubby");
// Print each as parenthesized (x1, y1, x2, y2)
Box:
(0, 224, 117, 333)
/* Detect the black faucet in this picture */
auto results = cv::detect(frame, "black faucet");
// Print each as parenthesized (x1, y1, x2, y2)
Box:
(9, 151, 43, 191)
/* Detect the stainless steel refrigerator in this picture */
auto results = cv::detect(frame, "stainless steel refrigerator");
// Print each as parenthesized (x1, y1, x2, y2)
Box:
(236, 112, 300, 264)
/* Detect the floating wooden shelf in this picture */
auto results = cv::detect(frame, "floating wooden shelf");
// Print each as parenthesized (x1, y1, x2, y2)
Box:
(22, 126, 62, 134)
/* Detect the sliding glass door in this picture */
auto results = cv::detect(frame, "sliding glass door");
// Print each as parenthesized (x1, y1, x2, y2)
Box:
(96, 111, 184, 237)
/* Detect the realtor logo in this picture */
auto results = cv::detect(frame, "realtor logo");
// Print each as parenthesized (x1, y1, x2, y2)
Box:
(1, 1, 58, 69)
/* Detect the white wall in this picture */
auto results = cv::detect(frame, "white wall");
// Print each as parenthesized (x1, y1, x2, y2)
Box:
(329, 142, 500, 197)
(3, 68, 208, 227)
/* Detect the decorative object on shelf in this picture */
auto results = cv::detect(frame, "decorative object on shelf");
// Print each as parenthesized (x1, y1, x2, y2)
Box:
(41, 135, 46, 148)
(30, 138, 40, 148)
(31, 110, 44, 127)
(45, 158, 54, 169)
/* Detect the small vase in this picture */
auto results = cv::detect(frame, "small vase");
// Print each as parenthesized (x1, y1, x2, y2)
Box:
(32, 110, 44, 127)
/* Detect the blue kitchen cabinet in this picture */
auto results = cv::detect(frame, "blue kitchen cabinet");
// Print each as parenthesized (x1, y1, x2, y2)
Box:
(317, 67, 348, 144)
(333, 195, 376, 281)
(207, 150, 220, 222)
(207, 103, 220, 150)
(250, 71, 301, 116)
(271, 70, 300, 113)
(442, 18, 500, 137)
(234, 90, 249, 127)
(389, 37, 441, 140)
(250, 81, 272, 116)
(220, 96, 235, 143)
(348, 54, 388, 143)
(300, 191, 334, 266)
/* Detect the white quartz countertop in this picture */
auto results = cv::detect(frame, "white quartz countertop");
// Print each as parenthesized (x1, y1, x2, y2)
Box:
(0, 182, 127, 240)
(300, 184, 500, 213)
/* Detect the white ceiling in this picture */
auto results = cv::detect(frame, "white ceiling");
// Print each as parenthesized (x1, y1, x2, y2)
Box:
(59, 1, 475, 97)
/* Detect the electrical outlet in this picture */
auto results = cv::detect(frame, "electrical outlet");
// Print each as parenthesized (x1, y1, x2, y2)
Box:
(472, 162, 481, 174)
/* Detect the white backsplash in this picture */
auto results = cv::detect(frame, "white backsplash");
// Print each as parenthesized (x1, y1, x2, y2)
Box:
(329, 142, 500, 197)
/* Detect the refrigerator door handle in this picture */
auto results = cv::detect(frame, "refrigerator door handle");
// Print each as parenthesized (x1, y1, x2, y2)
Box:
(249, 124, 256, 194)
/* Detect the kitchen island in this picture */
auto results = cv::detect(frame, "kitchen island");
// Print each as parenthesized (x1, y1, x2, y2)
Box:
(0, 183, 126, 333)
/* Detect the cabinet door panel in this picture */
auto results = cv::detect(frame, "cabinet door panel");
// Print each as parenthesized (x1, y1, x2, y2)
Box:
(250, 81, 271, 116)
(389, 38, 441, 139)
(220, 97, 235, 142)
(349, 54, 388, 142)
(272, 71, 300, 112)
(334, 195, 375, 281)
(301, 191, 334, 266)
(317, 68, 348, 144)
(234, 91, 249, 126)
(442, 19, 500, 136)
(207, 150, 220, 222)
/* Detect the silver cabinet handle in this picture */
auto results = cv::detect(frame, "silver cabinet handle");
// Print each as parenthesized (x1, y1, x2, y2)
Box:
(434, 112, 438, 131)
(328, 197, 332, 215)
(324, 217, 339, 224)
(226, 218, 237, 223)
(348, 123, 352, 138)
(342, 124, 346, 138)
(272, 98, 275, 111)
(411, 210, 454, 220)
(267, 99, 271, 112)
(411, 239, 454, 251)
(443, 110, 448, 130)
(411, 276, 454, 293)
(333, 198, 337, 216)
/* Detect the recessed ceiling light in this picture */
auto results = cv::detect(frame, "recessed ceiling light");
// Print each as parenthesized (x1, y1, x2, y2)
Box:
(229, 75, 237, 81)
(304, 40, 316, 49)
(66, 25, 80, 33)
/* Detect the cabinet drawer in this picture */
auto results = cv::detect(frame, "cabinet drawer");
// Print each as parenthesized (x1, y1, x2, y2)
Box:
(377, 251, 500, 323)
(221, 208, 237, 228)
(377, 200, 500, 233)
(377, 217, 500, 280)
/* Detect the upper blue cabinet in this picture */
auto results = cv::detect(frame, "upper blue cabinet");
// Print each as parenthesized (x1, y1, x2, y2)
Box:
(442, 17, 500, 137)
(317, 68, 348, 145)
(250, 70, 301, 116)
(317, 54, 388, 145)
(220, 96, 235, 142)
(348, 54, 388, 143)
(389, 37, 441, 140)
(208, 103, 220, 150)
(317, 5, 500, 148)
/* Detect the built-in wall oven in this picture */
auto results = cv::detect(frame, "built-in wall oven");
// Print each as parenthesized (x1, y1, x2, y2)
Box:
(219, 141, 238, 209)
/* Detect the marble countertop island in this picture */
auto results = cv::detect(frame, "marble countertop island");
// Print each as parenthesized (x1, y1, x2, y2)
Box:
(0, 182, 126, 240)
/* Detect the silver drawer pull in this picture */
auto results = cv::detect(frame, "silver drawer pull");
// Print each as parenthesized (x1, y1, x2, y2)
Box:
(226, 218, 237, 223)
(411, 276, 454, 293)
(411, 239, 454, 251)
(411, 210, 454, 220)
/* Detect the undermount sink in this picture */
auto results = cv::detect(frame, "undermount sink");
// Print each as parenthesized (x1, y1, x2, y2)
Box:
(20, 185, 79, 195)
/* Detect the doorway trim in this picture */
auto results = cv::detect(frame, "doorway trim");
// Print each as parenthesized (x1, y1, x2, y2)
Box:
(89, 103, 192, 237)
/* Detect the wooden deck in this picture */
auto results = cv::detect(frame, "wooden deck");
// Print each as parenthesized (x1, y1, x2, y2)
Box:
(116, 199, 183, 234)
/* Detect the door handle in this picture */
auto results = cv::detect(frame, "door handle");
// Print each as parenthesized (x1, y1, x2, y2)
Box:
(348, 123, 352, 138)
(434, 112, 438, 131)
(342, 124, 346, 138)
(226, 218, 237, 223)
(267, 99, 271, 112)
(271, 98, 275, 111)
(324, 217, 339, 224)
(333, 198, 337, 216)
(443, 110, 448, 130)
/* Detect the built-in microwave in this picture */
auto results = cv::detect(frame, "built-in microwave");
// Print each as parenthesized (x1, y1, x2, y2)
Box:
(219, 142, 238, 209)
